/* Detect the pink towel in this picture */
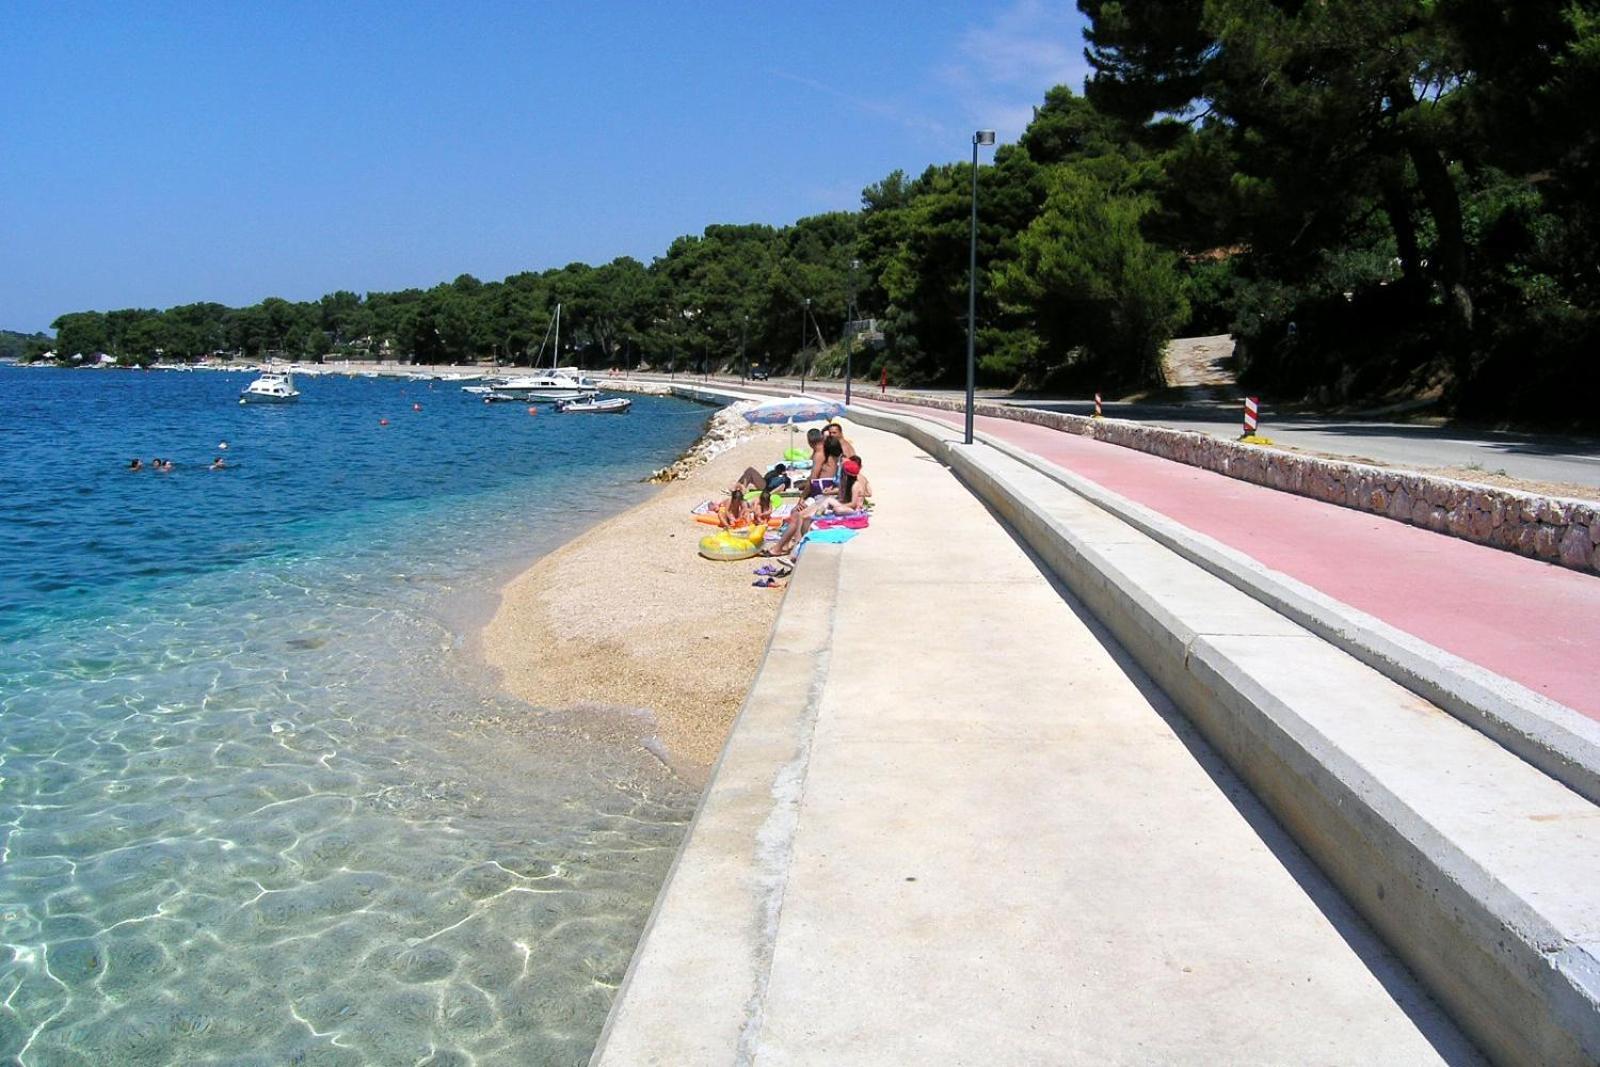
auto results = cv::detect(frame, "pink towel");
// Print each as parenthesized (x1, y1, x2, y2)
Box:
(814, 514, 870, 530)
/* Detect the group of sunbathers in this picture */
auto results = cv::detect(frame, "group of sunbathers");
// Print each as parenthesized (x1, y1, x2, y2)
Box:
(719, 420, 874, 562)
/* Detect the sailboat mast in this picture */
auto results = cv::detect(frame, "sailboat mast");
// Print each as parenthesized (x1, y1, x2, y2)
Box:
(552, 303, 561, 372)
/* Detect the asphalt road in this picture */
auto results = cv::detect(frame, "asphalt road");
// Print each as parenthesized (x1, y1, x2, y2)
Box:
(1006, 398, 1600, 492)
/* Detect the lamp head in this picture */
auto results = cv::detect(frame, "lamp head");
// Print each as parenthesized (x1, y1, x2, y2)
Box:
(974, 130, 996, 146)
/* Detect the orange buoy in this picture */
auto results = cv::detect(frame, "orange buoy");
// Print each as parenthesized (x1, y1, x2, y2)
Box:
(526, 406, 537, 416)
(379, 418, 390, 426)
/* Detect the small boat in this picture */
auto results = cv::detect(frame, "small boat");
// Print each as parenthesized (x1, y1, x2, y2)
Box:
(494, 372, 597, 402)
(471, 304, 599, 403)
(557, 396, 631, 414)
(239, 370, 299, 404)
(480, 390, 521, 403)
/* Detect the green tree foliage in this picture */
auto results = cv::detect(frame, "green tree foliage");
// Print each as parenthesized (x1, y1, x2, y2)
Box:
(1075, 0, 1600, 422)
(1, 329, 54, 361)
(998, 168, 1187, 387)
(34, 6, 1599, 421)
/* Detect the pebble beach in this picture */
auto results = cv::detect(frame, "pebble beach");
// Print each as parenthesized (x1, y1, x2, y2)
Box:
(482, 409, 793, 785)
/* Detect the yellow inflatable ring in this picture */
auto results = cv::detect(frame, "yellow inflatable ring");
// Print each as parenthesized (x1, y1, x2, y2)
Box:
(699, 525, 767, 561)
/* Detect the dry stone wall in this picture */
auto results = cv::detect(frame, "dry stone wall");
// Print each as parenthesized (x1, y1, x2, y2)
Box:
(892, 394, 1600, 576)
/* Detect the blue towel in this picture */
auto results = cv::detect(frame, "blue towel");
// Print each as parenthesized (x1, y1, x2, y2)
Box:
(804, 527, 858, 545)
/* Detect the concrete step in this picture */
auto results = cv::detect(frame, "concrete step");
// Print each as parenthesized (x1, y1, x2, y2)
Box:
(847, 405, 1600, 1065)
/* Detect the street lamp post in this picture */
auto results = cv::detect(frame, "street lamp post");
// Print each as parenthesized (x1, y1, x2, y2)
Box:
(845, 257, 860, 405)
(740, 314, 748, 383)
(966, 129, 996, 445)
(799, 298, 811, 393)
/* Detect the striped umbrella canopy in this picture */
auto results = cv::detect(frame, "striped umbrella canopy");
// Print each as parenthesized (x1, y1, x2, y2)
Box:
(741, 397, 846, 426)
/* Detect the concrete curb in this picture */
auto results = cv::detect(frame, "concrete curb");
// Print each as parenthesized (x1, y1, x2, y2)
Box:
(591, 546, 845, 1065)
(954, 420, 1600, 809)
(847, 404, 1600, 1066)
(849, 403, 1600, 805)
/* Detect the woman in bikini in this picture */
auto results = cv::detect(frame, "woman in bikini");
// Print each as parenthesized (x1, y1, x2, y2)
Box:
(716, 487, 753, 529)
(816, 455, 870, 514)
(769, 455, 871, 556)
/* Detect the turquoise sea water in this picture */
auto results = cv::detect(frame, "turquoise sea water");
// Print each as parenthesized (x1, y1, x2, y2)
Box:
(0, 365, 709, 1065)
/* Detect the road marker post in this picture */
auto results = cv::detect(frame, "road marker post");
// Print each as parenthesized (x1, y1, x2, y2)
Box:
(1093, 393, 1103, 418)
(1241, 396, 1260, 438)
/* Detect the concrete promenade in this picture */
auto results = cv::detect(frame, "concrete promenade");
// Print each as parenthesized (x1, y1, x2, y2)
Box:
(641, 374, 1598, 718)
(851, 395, 1600, 720)
(595, 423, 1479, 1064)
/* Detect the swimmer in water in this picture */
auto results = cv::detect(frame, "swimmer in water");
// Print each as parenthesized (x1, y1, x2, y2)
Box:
(209, 456, 226, 470)
(128, 458, 143, 471)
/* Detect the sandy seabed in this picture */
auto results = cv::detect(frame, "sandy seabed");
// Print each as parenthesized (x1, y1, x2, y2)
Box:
(481, 427, 793, 786)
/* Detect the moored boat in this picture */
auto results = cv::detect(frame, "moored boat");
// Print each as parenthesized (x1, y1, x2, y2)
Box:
(239, 370, 299, 404)
(467, 303, 598, 403)
(556, 396, 631, 414)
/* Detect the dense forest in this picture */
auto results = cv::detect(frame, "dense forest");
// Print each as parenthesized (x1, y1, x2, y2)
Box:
(27, 3, 1600, 424)
(0, 329, 52, 361)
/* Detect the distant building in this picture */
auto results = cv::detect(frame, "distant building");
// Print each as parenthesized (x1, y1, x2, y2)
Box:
(844, 318, 885, 347)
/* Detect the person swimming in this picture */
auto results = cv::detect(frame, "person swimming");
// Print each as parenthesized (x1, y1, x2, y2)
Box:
(209, 456, 226, 470)
(128, 458, 142, 471)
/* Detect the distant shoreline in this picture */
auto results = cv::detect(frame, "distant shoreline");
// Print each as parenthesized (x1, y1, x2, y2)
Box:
(8, 357, 658, 381)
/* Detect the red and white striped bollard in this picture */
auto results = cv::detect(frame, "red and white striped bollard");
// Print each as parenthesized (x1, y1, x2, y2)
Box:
(1242, 396, 1260, 437)
(1093, 393, 1103, 418)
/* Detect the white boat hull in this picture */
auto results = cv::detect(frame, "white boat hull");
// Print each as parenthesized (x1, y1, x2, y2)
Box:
(558, 397, 631, 414)
(240, 370, 300, 403)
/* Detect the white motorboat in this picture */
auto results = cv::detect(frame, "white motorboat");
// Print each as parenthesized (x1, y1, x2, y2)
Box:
(468, 304, 597, 403)
(557, 396, 631, 414)
(492, 372, 597, 402)
(239, 370, 299, 404)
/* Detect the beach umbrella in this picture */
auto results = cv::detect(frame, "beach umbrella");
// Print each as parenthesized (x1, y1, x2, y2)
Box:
(740, 397, 845, 426)
(741, 397, 846, 456)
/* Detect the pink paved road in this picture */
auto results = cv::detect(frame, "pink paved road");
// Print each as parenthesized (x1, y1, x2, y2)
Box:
(852, 396, 1600, 720)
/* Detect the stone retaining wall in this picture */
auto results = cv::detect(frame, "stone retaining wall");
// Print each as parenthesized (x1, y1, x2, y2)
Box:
(888, 394, 1600, 576)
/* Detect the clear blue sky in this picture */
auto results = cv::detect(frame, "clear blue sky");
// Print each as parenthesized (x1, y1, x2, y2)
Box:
(2, 1, 1089, 334)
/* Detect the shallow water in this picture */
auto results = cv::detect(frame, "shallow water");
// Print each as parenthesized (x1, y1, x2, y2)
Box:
(0, 365, 709, 1064)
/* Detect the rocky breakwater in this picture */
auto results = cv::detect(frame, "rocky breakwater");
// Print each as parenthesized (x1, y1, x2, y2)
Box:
(876, 393, 1600, 575)
(650, 400, 765, 483)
